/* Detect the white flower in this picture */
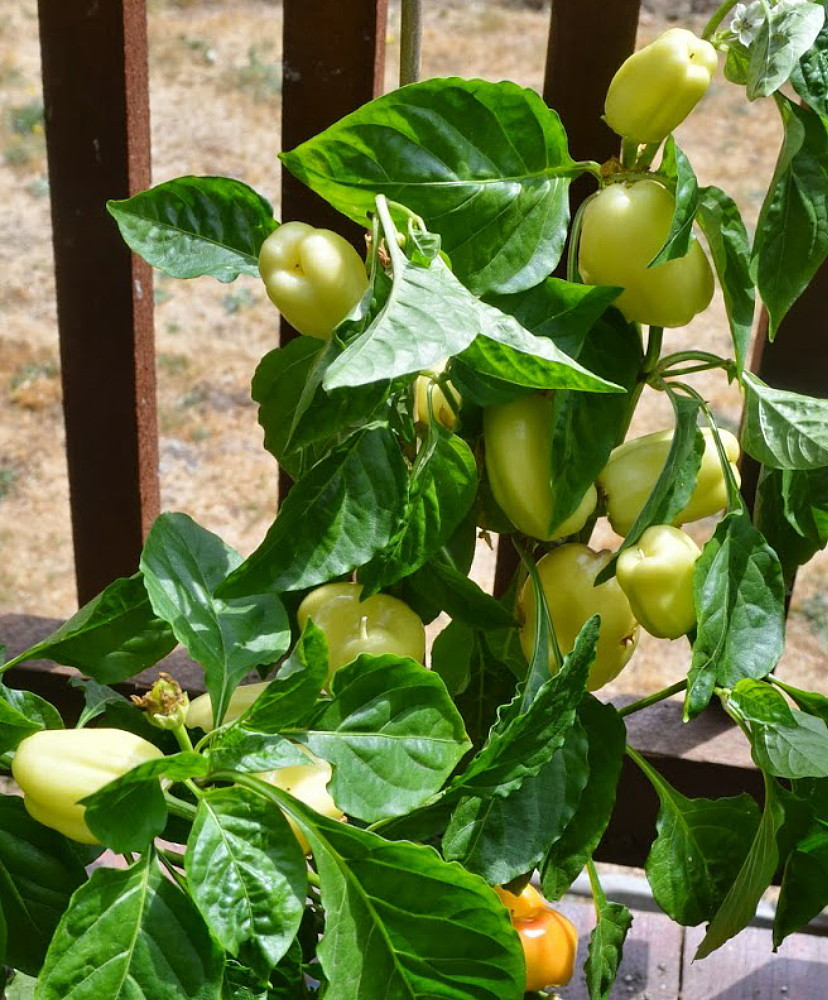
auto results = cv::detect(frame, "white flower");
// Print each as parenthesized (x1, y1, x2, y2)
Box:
(730, 1, 766, 46)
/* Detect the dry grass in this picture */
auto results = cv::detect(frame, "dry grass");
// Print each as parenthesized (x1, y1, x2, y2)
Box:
(0, 0, 825, 697)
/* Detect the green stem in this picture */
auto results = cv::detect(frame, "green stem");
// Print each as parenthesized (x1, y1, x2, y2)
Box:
(702, 0, 741, 40)
(157, 850, 188, 891)
(618, 680, 687, 718)
(572, 160, 603, 180)
(172, 724, 194, 753)
(513, 538, 563, 676)
(624, 743, 664, 787)
(660, 350, 729, 369)
(566, 192, 596, 284)
(399, 0, 423, 86)
(159, 845, 187, 867)
(634, 142, 662, 172)
(307, 871, 321, 889)
(621, 137, 640, 170)
(164, 792, 198, 821)
(586, 857, 607, 911)
(616, 325, 663, 446)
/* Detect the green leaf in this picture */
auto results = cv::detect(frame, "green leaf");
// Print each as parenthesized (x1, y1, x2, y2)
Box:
(0, 574, 175, 684)
(773, 676, 828, 726)
(239, 623, 329, 733)
(452, 629, 521, 752)
(584, 900, 632, 1000)
(773, 779, 828, 946)
(449, 617, 595, 798)
(642, 766, 760, 926)
(187, 787, 306, 977)
(651, 139, 699, 265)
(283, 806, 526, 1000)
(695, 774, 787, 959)
(68, 678, 131, 729)
(220, 426, 409, 596)
(751, 96, 828, 338)
(596, 393, 704, 585)
(791, 5, 828, 115)
(360, 429, 477, 592)
(207, 732, 308, 774)
(107, 175, 276, 282)
(281, 77, 577, 296)
(0, 795, 87, 977)
(35, 852, 223, 1000)
(442, 716, 589, 883)
(730, 682, 828, 780)
(82, 752, 209, 853)
(300, 654, 470, 822)
(0, 684, 62, 755)
(323, 254, 618, 395)
(747, 2, 825, 100)
(755, 465, 828, 585)
(697, 185, 755, 373)
(742, 372, 828, 469)
(404, 553, 517, 630)
(253, 339, 389, 479)
(547, 311, 643, 532)
(4, 970, 37, 1000)
(140, 512, 291, 726)
(541, 697, 626, 900)
(486, 276, 623, 359)
(685, 512, 786, 719)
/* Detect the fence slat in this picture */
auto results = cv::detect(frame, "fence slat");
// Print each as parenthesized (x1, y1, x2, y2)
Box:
(37, 0, 158, 606)
(278, 0, 388, 498)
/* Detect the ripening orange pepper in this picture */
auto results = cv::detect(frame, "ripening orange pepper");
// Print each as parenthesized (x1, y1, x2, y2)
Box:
(494, 884, 578, 990)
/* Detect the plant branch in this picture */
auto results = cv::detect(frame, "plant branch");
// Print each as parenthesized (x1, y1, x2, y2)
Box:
(618, 680, 687, 718)
(702, 0, 741, 40)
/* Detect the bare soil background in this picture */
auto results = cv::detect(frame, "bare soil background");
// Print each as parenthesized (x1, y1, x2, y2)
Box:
(0, 0, 825, 698)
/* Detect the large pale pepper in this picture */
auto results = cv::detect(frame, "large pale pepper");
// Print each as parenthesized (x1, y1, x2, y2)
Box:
(578, 180, 714, 328)
(257, 749, 344, 854)
(604, 28, 718, 143)
(519, 543, 640, 691)
(258, 221, 369, 339)
(297, 582, 426, 682)
(12, 728, 163, 844)
(484, 393, 597, 541)
(599, 426, 740, 537)
(616, 524, 702, 638)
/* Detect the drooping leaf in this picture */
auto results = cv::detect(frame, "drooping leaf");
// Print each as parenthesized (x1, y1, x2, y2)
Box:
(281, 77, 579, 296)
(0, 684, 63, 756)
(0, 795, 87, 977)
(697, 185, 755, 373)
(253, 338, 389, 479)
(107, 175, 276, 282)
(584, 900, 633, 1000)
(694, 774, 787, 959)
(685, 511, 786, 719)
(442, 716, 589, 884)
(0, 574, 176, 685)
(651, 139, 699, 265)
(742, 373, 828, 470)
(642, 767, 760, 926)
(755, 465, 828, 585)
(35, 852, 224, 1000)
(359, 428, 478, 593)
(140, 513, 291, 727)
(403, 553, 517, 630)
(220, 426, 409, 596)
(541, 697, 626, 900)
(282, 805, 526, 1000)
(751, 96, 828, 338)
(187, 786, 306, 977)
(448, 617, 595, 799)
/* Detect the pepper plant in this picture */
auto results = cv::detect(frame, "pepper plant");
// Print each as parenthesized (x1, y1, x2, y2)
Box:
(4, 1, 828, 997)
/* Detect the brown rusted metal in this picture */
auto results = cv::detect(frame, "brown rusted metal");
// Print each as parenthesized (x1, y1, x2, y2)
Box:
(544, 0, 642, 166)
(278, 0, 389, 496)
(37, 0, 158, 606)
(494, 0, 641, 598)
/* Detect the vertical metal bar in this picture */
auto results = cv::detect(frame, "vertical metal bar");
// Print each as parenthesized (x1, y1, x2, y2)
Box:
(495, 0, 642, 598)
(279, 0, 388, 496)
(37, 0, 158, 605)
(543, 0, 642, 165)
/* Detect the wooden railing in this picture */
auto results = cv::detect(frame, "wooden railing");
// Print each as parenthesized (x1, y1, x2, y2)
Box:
(9, 0, 822, 871)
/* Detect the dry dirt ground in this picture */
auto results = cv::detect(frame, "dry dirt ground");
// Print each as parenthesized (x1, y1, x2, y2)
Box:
(0, 0, 825, 698)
